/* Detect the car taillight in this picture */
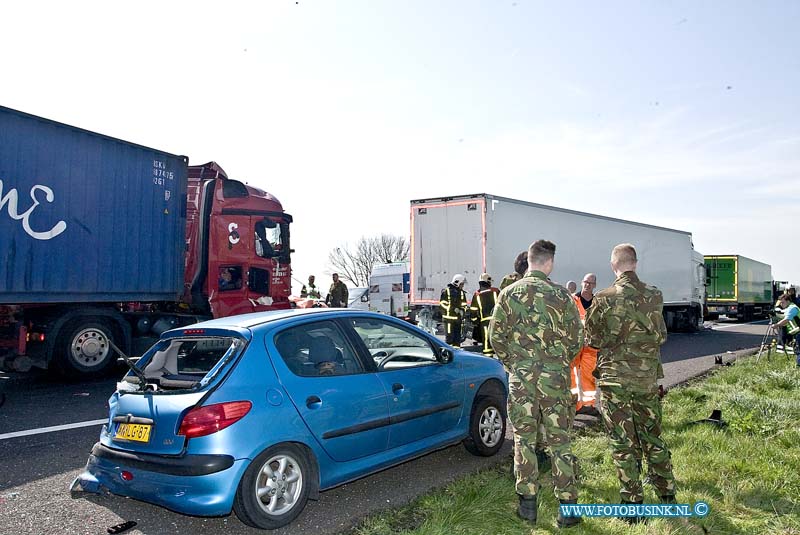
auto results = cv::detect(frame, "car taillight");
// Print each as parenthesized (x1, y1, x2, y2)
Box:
(177, 401, 252, 439)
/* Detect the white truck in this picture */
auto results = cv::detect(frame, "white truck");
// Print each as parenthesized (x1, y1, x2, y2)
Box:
(368, 262, 411, 318)
(409, 193, 706, 332)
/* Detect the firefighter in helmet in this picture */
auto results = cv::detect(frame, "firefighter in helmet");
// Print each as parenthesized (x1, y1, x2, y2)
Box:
(470, 273, 500, 355)
(440, 274, 468, 346)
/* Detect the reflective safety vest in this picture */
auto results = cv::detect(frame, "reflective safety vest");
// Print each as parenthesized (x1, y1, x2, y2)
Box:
(305, 283, 321, 299)
(470, 287, 499, 324)
(440, 285, 468, 322)
(784, 304, 800, 335)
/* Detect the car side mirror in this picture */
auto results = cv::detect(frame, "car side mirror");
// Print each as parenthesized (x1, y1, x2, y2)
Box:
(436, 347, 454, 364)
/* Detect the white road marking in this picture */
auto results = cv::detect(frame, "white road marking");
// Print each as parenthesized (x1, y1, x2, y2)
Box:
(712, 321, 768, 330)
(0, 419, 107, 441)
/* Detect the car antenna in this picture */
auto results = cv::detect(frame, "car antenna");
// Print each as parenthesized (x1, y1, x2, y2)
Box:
(108, 339, 148, 390)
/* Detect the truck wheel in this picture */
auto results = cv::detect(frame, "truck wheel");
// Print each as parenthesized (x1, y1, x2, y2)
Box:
(687, 308, 700, 332)
(55, 319, 119, 376)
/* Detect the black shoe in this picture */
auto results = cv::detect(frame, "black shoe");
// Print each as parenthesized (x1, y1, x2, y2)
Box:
(576, 405, 600, 417)
(660, 495, 677, 504)
(620, 499, 647, 525)
(556, 499, 582, 528)
(517, 494, 538, 523)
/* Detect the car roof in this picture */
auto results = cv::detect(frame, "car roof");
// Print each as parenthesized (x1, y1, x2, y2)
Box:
(184, 308, 378, 330)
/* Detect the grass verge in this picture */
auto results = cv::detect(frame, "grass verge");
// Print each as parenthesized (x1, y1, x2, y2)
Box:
(349, 353, 800, 535)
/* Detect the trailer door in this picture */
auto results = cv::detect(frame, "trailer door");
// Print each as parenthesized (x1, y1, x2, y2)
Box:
(706, 257, 737, 301)
(411, 199, 485, 304)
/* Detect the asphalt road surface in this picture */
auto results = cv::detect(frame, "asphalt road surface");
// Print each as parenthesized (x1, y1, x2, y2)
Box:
(0, 320, 770, 535)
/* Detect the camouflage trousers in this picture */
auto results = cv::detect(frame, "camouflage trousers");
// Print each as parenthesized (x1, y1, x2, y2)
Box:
(599, 385, 676, 502)
(508, 369, 578, 500)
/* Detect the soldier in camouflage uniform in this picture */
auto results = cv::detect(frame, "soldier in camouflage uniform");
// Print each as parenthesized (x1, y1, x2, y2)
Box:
(584, 243, 677, 524)
(499, 250, 529, 290)
(489, 240, 583, 528)
(326, 273, 349, 308)
(498, 244, 549, 473)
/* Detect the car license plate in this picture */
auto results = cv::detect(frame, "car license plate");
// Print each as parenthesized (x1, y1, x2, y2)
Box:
(115, 423, 152, 443)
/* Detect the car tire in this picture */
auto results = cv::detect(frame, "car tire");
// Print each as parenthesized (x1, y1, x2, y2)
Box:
(233, 443, 314, 529)
(55, 318, 119, 377)
(463, 396, 506, 457)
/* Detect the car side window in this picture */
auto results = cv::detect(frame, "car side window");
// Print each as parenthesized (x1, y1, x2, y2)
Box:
(351, 318, 438, 370)
(274, 321, 364, 377)
(218, 266, 243, 291)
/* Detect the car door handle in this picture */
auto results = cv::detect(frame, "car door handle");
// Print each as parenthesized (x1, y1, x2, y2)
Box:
(306, 396, 322, 409)
(392, 383, 404, 395)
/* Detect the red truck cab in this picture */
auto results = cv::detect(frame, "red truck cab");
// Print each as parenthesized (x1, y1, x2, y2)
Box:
(183, 162, 293, 318)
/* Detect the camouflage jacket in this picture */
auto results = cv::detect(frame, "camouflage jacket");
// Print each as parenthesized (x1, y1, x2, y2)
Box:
(327, 281, 349, 307)
(489, 270, 583, 383)
(499, 272, 521, 290)
(584, 271, 667, 392)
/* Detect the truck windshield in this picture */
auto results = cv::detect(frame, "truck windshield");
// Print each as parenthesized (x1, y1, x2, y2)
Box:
(255, 219, 287, 259)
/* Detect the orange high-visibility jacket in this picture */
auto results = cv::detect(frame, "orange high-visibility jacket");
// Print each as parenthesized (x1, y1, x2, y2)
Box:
(570, 295, 598, 409)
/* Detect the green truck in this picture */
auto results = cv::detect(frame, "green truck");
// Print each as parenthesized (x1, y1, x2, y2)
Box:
(705, 255, 773, 321)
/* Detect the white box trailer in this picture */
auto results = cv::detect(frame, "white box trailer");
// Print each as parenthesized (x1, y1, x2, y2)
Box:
(410, 193, 706, 331)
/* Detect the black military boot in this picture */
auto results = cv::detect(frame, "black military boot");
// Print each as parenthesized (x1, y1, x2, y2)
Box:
(619, 499, 646, 525)
(517, 494, 538, 523)
(556, 499, 582, 528)
(660, 495, 677, 504)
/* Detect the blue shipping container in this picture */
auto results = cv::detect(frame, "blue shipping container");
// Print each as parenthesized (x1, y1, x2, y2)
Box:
(0, 106, 188, 304)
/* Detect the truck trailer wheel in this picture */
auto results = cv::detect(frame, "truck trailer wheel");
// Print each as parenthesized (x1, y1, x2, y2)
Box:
(55, 319, 119, 376)
(686, 308, 700, 332)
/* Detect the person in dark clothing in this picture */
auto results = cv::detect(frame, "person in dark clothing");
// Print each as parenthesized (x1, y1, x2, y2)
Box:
(440, 274, 468, 345)
(326, 273, 349, 308)
(470, 273, 500, 355)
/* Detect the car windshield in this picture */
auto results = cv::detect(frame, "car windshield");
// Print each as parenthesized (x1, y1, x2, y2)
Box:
(121, 336, 245, 393)
(352, 320, 430, 350)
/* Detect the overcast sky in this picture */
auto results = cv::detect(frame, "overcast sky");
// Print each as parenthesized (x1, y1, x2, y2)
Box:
(2, 1, 798, 291)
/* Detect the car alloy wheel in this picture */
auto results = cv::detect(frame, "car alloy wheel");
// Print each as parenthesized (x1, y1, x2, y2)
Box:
(234, 443, 314, 529)
(478, 404, 503, 448)
(254, 452, 304, 516)
(463, 396, 506, 456)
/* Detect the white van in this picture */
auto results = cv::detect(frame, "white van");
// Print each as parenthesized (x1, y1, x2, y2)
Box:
(368, 262, 410, 318)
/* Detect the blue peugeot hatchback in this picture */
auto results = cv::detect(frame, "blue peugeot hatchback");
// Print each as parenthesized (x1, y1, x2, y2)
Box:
(72, 309, 508, 529)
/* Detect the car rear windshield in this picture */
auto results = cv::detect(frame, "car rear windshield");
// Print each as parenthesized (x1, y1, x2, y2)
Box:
(121, 337, 244, 392)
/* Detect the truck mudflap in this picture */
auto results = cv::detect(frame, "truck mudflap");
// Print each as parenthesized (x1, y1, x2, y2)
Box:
(0, 323, 41, 372)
